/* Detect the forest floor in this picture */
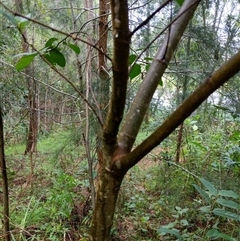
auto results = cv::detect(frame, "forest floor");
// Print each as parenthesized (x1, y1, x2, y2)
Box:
(3, 132, 240, 241)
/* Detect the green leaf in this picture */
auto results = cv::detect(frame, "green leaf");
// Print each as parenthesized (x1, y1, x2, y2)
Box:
(198, 205, 211, 213)
(129, 63, 141, 80)
(145, 63, 150, 71)
(15, 14, 31, 31)
(207, 229, 237, 241)
(175, 0, 184, 6)
(18, 21, 29, 31)
(161, 221, 177, 229)
(43, 53, 56, 66)
(129, 54, 137, 65)
(67, 43, 80, 54)
(216, 198, 240, 210)
(159, 79, 163, 86)
(45, 38, 58, 48)
(180, 219, 188, 226)
(213, 208, 240, 221)
(0, 10, 17, 26)
(157, 228, 183, 241)
(15, 53, 37, 71)
(193, 184, 210, 204)
(49, 49, 66, 67)
(219, 190, 239, 199)
(144, 57, 153, 61)
(229, 131, 240, 141)
(199, 178, 218, 196)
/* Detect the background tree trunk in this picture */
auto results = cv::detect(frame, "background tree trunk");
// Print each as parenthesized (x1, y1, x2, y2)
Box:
(15, 0, 38, 155)
(0, 105, 10, 241)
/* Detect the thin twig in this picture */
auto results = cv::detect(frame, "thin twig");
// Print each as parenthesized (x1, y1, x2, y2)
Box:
(150, 153, 199, 178)
(129, 0, 171, 37)
(130, 1, 201, 73)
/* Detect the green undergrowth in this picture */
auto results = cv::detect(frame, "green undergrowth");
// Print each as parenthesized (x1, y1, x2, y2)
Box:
(2, 118, 240, 240)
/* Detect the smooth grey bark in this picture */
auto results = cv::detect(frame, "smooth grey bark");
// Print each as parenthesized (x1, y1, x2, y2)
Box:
(118, 49, 240, 172)
(118, 0, 201, 151)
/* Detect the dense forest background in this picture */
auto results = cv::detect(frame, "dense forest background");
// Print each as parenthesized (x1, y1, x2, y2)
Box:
(1, 0, 240, 240)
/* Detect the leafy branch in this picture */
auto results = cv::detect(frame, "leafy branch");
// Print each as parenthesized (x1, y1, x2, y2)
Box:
(0, 2, 111, 62)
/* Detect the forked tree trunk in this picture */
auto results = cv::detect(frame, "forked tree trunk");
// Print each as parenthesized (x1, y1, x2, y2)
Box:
(89, 1, 201, 240)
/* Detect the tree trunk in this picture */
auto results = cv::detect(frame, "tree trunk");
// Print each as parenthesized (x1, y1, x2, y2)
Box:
(89, 1, 200, 240)
(24, 76, 38, 155)
(175, 21, 192, 163)
(15, 0, 38, 155)
(0, 106, 10, 241)
(89, 151, 124, 240)
(176, 122, 184, 163)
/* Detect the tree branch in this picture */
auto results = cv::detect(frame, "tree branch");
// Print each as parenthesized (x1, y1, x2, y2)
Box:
(118, 0, 200, 151)
(129, 0, 171, 38)
(0, 105, 10, 241)
(119, 49, 240, 172)
(102, 0, 130, 146)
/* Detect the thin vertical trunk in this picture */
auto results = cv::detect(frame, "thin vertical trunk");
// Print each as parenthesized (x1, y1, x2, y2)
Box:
(15, 0, 38, 155)
(85, 47, 96, 208)
(84, 0, 96, 209)
(95, 0, 110, 209)
(175, 20, 192, 163)
(144, 3, 151, 124)
(69, 0, 83, 92)
(44, 88, 48, 130)
(24, 74, 38, 155)
(98, 0, 110, 120)
(89, 0, 130, 238)
(0, 106, 10, 241)
(175, 122, 184, 163)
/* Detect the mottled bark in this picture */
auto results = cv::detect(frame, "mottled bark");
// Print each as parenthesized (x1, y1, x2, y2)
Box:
(89, 150, 125, 241)
(176, 122, 184, 163)
(89, 0, 129, 239)
(89, 1, 199, 240)
(0, 106, 10, 241)
(98, 0, 109, 79)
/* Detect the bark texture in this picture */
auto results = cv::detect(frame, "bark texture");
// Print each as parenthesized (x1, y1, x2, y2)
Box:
(89, 152, 124, 240)
(0, 106, 10, 241)
(89, 1, 200, 240)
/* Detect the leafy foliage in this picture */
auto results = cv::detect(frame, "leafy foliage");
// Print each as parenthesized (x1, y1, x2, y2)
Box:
(15, 52, 37, 71)
(175, 0, 185, 6)
(14, 37, 80, 70)
(129, 63, 141, 80)
(193, 178, 240, 240)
